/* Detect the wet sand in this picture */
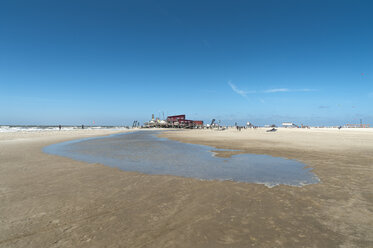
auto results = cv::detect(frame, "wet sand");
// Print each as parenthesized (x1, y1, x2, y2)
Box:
(1, 128, 373, 247)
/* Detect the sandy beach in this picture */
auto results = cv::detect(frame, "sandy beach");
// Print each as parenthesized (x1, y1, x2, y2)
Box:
(1, 128, 373, 247)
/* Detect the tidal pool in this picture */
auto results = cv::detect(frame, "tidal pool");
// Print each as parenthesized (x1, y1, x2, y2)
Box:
(43, 131, 319, 187)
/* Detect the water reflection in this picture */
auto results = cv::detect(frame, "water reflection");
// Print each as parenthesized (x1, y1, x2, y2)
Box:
(43, 131, 319, 187)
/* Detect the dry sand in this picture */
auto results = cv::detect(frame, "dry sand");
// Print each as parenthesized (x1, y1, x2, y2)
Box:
(0, 128, 372, 247)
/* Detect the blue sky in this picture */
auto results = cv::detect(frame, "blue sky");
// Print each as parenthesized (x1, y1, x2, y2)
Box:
(1, 0, 372, 126)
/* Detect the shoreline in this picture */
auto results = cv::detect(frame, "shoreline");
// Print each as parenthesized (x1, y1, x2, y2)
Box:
(1, 128, 372, 247)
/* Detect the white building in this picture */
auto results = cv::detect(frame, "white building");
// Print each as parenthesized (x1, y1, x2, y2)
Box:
(282, 122, 298, 128)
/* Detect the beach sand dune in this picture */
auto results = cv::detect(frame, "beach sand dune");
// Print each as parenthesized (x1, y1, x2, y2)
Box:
(1, 128, 372, 247)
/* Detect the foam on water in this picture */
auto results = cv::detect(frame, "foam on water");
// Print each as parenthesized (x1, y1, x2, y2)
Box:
(43, 131, 320, 187)
(0, 125, 129, 133)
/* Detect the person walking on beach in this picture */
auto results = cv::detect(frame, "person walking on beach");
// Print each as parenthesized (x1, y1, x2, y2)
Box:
(59, 125, 61, 130)
(82, 124, 84, 129)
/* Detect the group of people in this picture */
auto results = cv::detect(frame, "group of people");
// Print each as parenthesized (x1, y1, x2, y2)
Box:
(58, 125, 84, 130)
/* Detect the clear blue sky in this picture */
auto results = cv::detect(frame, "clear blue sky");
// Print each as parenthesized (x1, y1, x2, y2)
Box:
(1, 0, 372, 126)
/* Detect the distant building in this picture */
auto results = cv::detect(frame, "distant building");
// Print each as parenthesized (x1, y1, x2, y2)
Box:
(344, 124, 370, 128)
(193, 120, 204, 127)
(167, 115, 186, 123)
(282, 122, 298, 128)
(167, 114, 203, 128)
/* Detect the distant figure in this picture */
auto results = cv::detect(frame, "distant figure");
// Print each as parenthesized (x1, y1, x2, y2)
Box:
(82, 125, 84, 129)
(59, 125, 61, 130)
(338, 126, 342, 130)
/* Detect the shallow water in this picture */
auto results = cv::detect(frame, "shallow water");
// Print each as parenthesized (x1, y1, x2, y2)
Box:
(43, 131, 319, 187)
